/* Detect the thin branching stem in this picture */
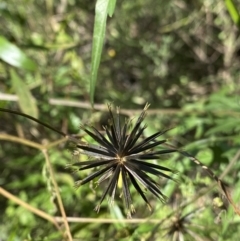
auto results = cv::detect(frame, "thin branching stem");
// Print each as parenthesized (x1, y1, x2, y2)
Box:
(0, 134, 43, 150)
(1, 95, 240, 117)
(42, 149, 73, 241)
(54, 217, 163, 223)
(0, 134, 72, 240)
(0, 187, 62, 231)
(0, 134, 67, 150)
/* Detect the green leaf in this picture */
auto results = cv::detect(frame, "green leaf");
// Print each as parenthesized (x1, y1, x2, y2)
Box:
(0, 35, 37, 71)
(110, 204, 126, 229)
(90, 0, 110, 106)
(224, 0, 240, 26)
(205, 119, 240, 135)
(196, 148, 213, 166)
(10, 69, 38, 119)
(108, 0, 117, 17)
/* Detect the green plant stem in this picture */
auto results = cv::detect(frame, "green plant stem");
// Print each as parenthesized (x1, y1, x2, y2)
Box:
(42, 149, 73, 241)
(0, 187, 61, 231)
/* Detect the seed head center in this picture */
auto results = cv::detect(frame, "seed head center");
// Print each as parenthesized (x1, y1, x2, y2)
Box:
(118, 155, 127, 164)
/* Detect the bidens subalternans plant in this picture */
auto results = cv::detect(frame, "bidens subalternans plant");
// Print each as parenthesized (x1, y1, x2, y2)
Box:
(0, 104, 239, 218)
(71, 104, 177, 218)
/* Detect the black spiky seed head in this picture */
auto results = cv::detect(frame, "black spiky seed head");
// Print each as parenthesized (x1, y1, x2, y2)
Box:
(71, 104, 177, 218)
(165, 208, 205, 241)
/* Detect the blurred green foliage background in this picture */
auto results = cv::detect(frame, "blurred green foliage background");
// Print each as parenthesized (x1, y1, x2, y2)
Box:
(1, 0, 240, 240)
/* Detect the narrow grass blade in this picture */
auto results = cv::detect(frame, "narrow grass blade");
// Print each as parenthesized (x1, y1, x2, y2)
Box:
(90, 0, 110, 105)
(225, 0, 240, 26)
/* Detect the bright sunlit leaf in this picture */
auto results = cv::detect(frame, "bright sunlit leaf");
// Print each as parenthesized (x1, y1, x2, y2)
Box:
(0, 36, 37, 71)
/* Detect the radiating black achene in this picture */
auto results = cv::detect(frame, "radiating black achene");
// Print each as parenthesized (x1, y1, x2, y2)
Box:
(71, 104, 177, 217)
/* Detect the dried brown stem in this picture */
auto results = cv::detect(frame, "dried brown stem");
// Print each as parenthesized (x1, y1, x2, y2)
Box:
(42, 149, 73, 241)
(0, 187, 61, 231)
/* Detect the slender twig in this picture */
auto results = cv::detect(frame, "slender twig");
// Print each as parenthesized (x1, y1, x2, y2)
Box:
(0, 93, 18, 101)
(0, 134, 67, 150)
(42, 149, 73, 241)
(0, 134, 43, 150)
(48, 98, 179, 116)
(0, 187, 61, 230)
(55, 217, 162, 223)
(1, 93, 240, 117)
(220, 149, 240, 179)
(0, 132, 71, 239)
(49, 98, 240, 117)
